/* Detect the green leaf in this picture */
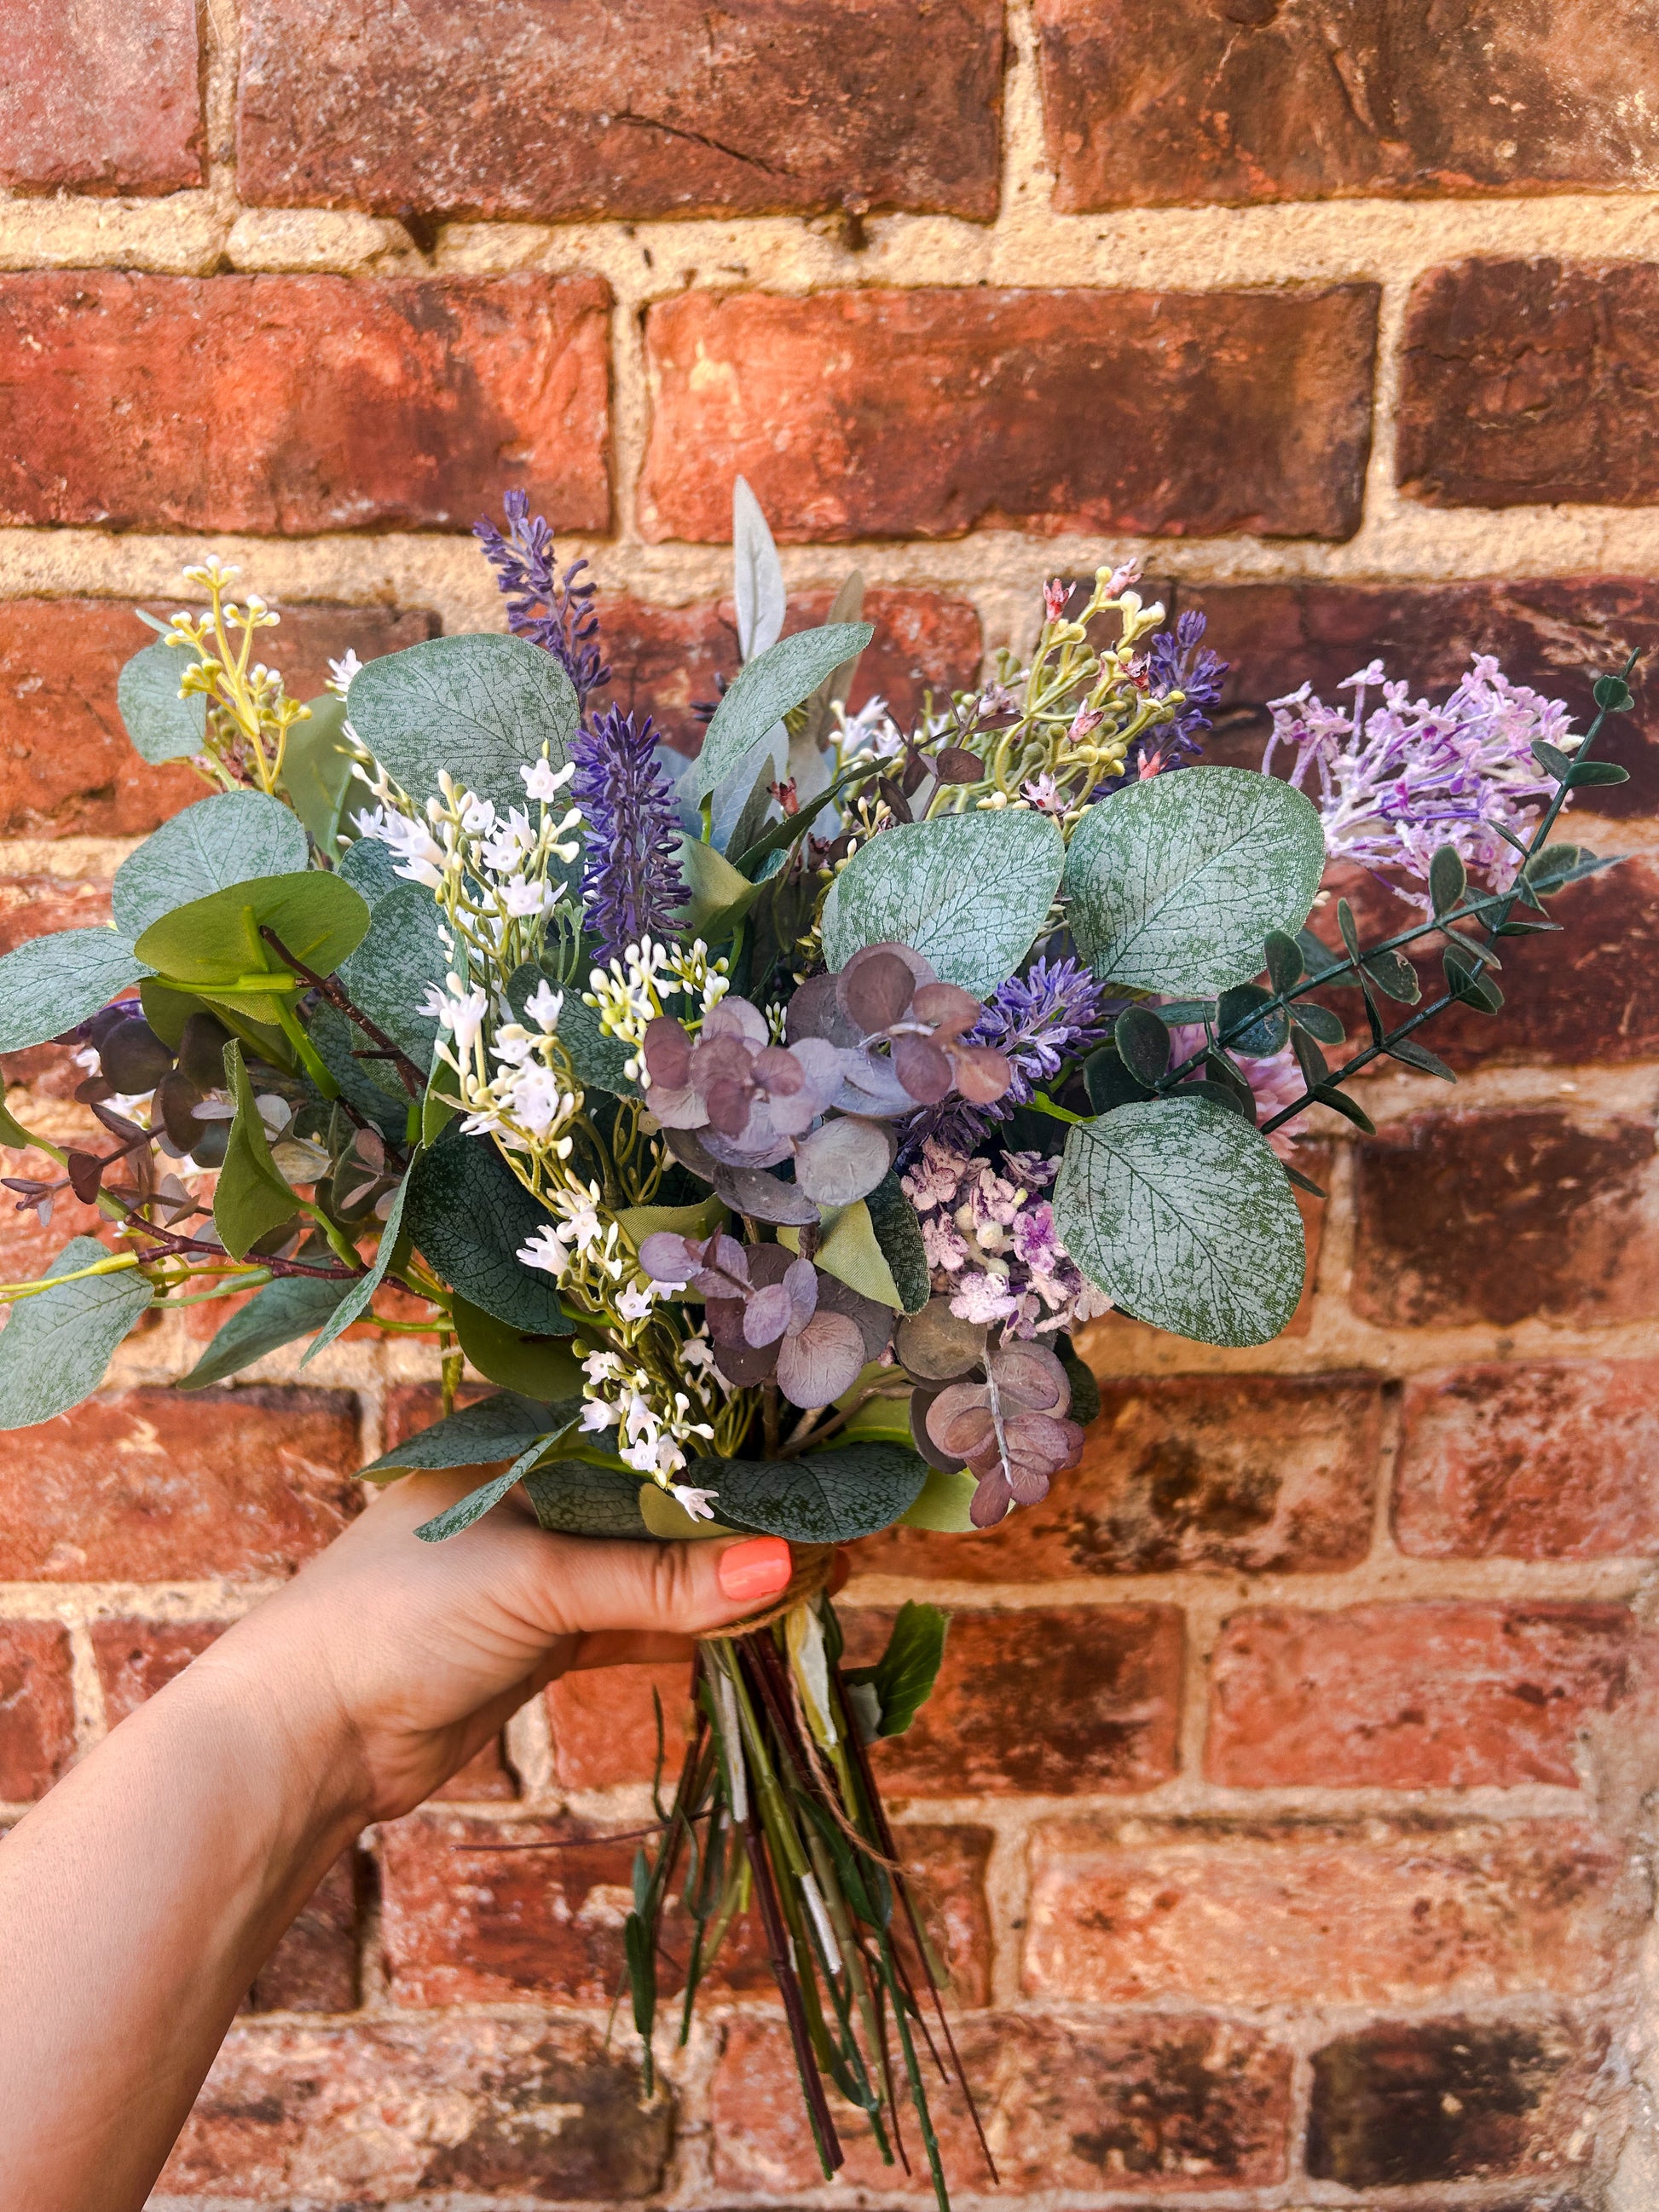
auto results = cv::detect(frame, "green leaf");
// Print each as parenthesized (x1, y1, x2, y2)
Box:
(0, 1089, 33, 1148)
(1442, 941, 1503, 1014)
(1114, 1005, 1171, 1084)
(733, 474, 786, 661)
(117, 638, 208, 764)
(1313, 1082, 1376, 1135)
(0, 1238, 153, 1429)
(843, 1602, 947, 1738)
(1384, 1034, 1456, 1082)
(113, 791, 309, 942)
(523, 1460, 654, 1538)
(506, 966, 633, 1095)
(1263, 930, 1304, 995)
(1532, 738, 1576, 783)
(821, 810, 1064, 996)
(135, 872, 371, 1029)
(1215, 983, 1288, 1059)
(1082, 1045, 1153, 1115)
(360, 1389, 567, 1478)
(616, 1193, 728, 1253)
(1361, 947, 1420, 1005)
(452, 1294, 587, 1400)
(213, 1042, 300, 1261)
(406, 1125, 573, 1335)
(1566, 759, 1630, 788)
(279, 694, 358, 851)
(1593, 673, 1634, 712)
(338, 881, 447, 1071)
(1429, 844, 1467, 918)
(414, 1436, 554, 1542)
(1290, 1001, 1346, 1044)
(345, 632, 579, 819)
(1059, 1340, 1101, 1426)
(307, 1002, 411, 1127)
(693, 1442, 929, 1543)
(864, 1172, 930, 1314)
(778, 1194, 909, 1310)
(898, 1465, 980, 1532)
(682, 623, 873, 805)
(0, 930, 149, 1053)
(300, 1171, 410, 1364)
(1065, 766, 1326, 995)
(676, 834, 766, 940)
(180, 1274, 349, 1389)
(1053, 1097, 1305, 1348)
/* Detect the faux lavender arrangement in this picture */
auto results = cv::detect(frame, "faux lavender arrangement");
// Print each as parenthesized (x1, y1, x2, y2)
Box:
(0, 480, 1632, 2203)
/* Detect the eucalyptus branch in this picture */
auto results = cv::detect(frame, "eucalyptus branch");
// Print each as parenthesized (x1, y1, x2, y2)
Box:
(257, 926, 425, 1097)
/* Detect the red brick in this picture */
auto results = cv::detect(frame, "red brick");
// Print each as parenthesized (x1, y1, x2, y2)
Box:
(0, 600, 438, 839)
(0, 1621, 76, 1801)
(860, 1372, 1379, 1584)
(431, 1736, 517, 1801)
(90, 1618, 222, 1724)
(0, 1386, 361, 1581)
(1399, 258, 1659, 511)
(1, 0, 202, 194)
(246, 1853, 360, 2014)
(899, 1824, 996, 2009)
(639, 286, 1379, 544)
(162, 2019, 671, 2199)
(1179, 575, 1659, 815)
(240, 0, 1003, 223)
(0, 273, 611, 534)
(1396, 1361, 1659, 1562)
(841, 1605, 1183, 1798)
(1206, 1603, 1640, 1791)
(381, 1381, 492, 1452)
(1307, 2013, 1608, 2190)
(1024, 1816, 1630, 2007)
(1350, 1108, 1659, 1331)
(545, 1660, 697, 1792)
(1037, 1, 1659, 211)
(712, 2011, 1292, 2195)
(598, 586, 984, 755)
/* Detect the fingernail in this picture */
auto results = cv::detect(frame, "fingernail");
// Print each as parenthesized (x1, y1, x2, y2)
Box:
(718, 1535, 792, 1604)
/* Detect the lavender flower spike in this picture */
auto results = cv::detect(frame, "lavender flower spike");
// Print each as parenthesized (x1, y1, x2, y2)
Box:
(571, 707, 687, 961)
(475, 490, 609, 710)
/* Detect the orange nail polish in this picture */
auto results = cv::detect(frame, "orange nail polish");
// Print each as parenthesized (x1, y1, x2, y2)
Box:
(719, 1535, 792, 1604)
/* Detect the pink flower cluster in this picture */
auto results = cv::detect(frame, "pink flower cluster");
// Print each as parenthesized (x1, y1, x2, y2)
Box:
(899, 1141, 1113, 1338)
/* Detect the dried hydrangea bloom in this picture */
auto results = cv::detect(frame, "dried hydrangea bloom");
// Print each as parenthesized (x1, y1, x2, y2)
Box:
(922, 1339, 1084, 1527)
(637, 1232, 867, 1406)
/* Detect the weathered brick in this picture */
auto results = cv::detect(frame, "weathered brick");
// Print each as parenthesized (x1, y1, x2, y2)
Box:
(841, 1605, 1183, 1797)
(162, 2019, 671, 2199)
(1037, 1, 1659, 211)
(1396, 1361, 1659, 1562)
(431, 1736, 518, 1801)
(1, 0, 202, 194)
(240, 0, 1003, 223)
(546, 1660, 697, 1792)
(1206, 1603, 1639, 1791)
(1307, 2013, 1609, 2189)
(639, 286, 1379, 543)
(0, 1622, 76, 1801)
(0, 599, 438, 838)
(1024, 1816, 1629, 2007)
(713, 2011, 1292, 2194)
(246, 1853, 360, 2015)
(0, 1386, 361, 1581)
(1181, 575, 1659, 813)
(598, 586, 983, 754)
(1350, 1109, 1659, 1331)
(0, 273, 611, 534)
(1399, 258, 1659, 511)
(90, 1617, 222, 1725)
(860, 1372, 1379, 1584)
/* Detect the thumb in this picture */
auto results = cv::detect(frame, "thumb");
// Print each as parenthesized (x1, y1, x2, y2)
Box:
(521, 1530, 795, 1643)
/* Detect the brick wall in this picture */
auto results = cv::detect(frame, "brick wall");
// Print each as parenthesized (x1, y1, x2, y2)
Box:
(4, 4, 1659, 2205)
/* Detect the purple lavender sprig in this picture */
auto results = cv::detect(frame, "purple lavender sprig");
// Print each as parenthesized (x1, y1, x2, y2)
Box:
(475, 491, 609, 711)
(571, 707, 687, 961)
(1091, 609, 1227, 794)
(901, 956, 1114, 1157)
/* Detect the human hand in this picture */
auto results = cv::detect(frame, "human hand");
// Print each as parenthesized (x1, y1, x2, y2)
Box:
(194, 1471, 799, 1826)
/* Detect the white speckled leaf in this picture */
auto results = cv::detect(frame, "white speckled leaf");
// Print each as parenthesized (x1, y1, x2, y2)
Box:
(347, 633, 579, 818)
(1053, 1098, 1304, 1348)
(113, 790, 308, 941)
(117, 639, 208, 763)
(0, 930, 149, 1052)
(0, 1237, 153, 1429)
(1064, 766, 1325, 994)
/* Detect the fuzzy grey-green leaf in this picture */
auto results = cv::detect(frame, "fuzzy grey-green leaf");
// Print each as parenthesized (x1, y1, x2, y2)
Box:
(113, 791, 308, 942)
(1053, 1097, 1305, 1348)
(338, 882, 447, 1071)
(345, 633, 578, 820)
(0, 930, 149, 1053)
(407, 1127, 573, 1335)
(0, 1238, 153, 1429)
(117, 639, 208, 764)
(523, 1461, 655, 1539)
(181, 1274, 349, 1389)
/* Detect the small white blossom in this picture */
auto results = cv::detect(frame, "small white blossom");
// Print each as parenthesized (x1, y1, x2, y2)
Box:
(672, 1485, 720, 1522)
(522, 756, 575, 803)
(517, 1224, 573, 1277)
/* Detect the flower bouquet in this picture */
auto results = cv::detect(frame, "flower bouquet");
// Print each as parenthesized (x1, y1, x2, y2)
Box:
(0, 481, 1634, 2205)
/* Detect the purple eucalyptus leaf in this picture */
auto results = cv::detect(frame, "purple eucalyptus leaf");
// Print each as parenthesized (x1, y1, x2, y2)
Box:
(743, 1280, 795, 1348)
(793, 1116, 894, 1205)
(783, 1256, 819, 1333)
(838, 948, 915, 1034)
(774, 1308, 866, 1408)
(638, 1232, 698, 1285)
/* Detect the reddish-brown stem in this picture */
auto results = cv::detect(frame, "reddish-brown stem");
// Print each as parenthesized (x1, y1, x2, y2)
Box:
(258, 925, 425, 1097)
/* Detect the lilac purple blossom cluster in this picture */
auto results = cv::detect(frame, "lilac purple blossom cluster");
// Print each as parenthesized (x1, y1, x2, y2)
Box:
(901, 1141, 1113, 1338)
(1264, 655, 1568, 904)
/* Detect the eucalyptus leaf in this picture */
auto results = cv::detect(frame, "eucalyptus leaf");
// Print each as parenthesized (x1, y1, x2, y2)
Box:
(821, 810, 1064, 996)
(0, 930, 148, 1053)
(1216, 983, 1288, 1059)
(300, 1170, 410, 1364)
(523, 1460, 656, 1539)
(616, 1193, 727, 1253)
(338, 837, 400, 904)
(506, 967, 633, 1096)
(113, 791, 308, 941)
(0, 1237, 153, 1429)
(135, 873, 371, 1030)
(407, 1125, 574, 1333)
(338, 882, 447, 1071)
(1053, 1097, 1306, 1348)
(677, 835, 765, 940)
(308, 1002, 413, 1127)
(779, 1199, 901, 1309)
(414, 1437, 552, 1542)
(346, 633, 579, 819)
(360, 1389, 566, 1478)
(453, 1295, 587, 1399)
(181, 1274, 349, 1389)
(213, 1043, 299, 1261)
(898, 1464, 980, 1533)
(864, 1172, 930, 1314)
(280, 694, 357, 852)
(1065, 766, 1325, 995)
(682, 623, 873, 806)
(117, 638, 207, 764)
(691, 1442, 928, 1543)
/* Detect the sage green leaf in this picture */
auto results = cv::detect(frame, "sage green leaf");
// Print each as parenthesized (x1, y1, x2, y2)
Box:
(1053, 1097, 1305, 1348)
(113, 791, 308, 942)
(616, 1193, 727, 1252)
(117, 638, 207, 764)
(822, 810, 1064, 996)
(346, 633, 579, 818)
(213, 1042, 299, 1261)
(338, 881, 446, 1071)
(279, 694, 357, 852)
(899, 1464, 979, 1532)
(300, 1170, 410, 1364)
(0, 930, 149, 1053)
(523, 1460, 656, 1539)
(843, 1600, 947, 1738)
(181, 1274, 349, 1389)
(338, 836, 399, 904)
(0, 1237, 153, 1429)
(733, 475, 786, 661)
(677, 835, 766, 940)
(452, 1294, 587, 1400)
(1065, 766, 1326, 995)
(682, 622, 873, 805)
(414, 1437, 552, 1542)
(360, 1389, 569, 1478)
(135, 872, 370, 1029)
(778, 1194, 911, 1312)
(407, 1126, 573, 1334)
(692, 1442, 928, 1543)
